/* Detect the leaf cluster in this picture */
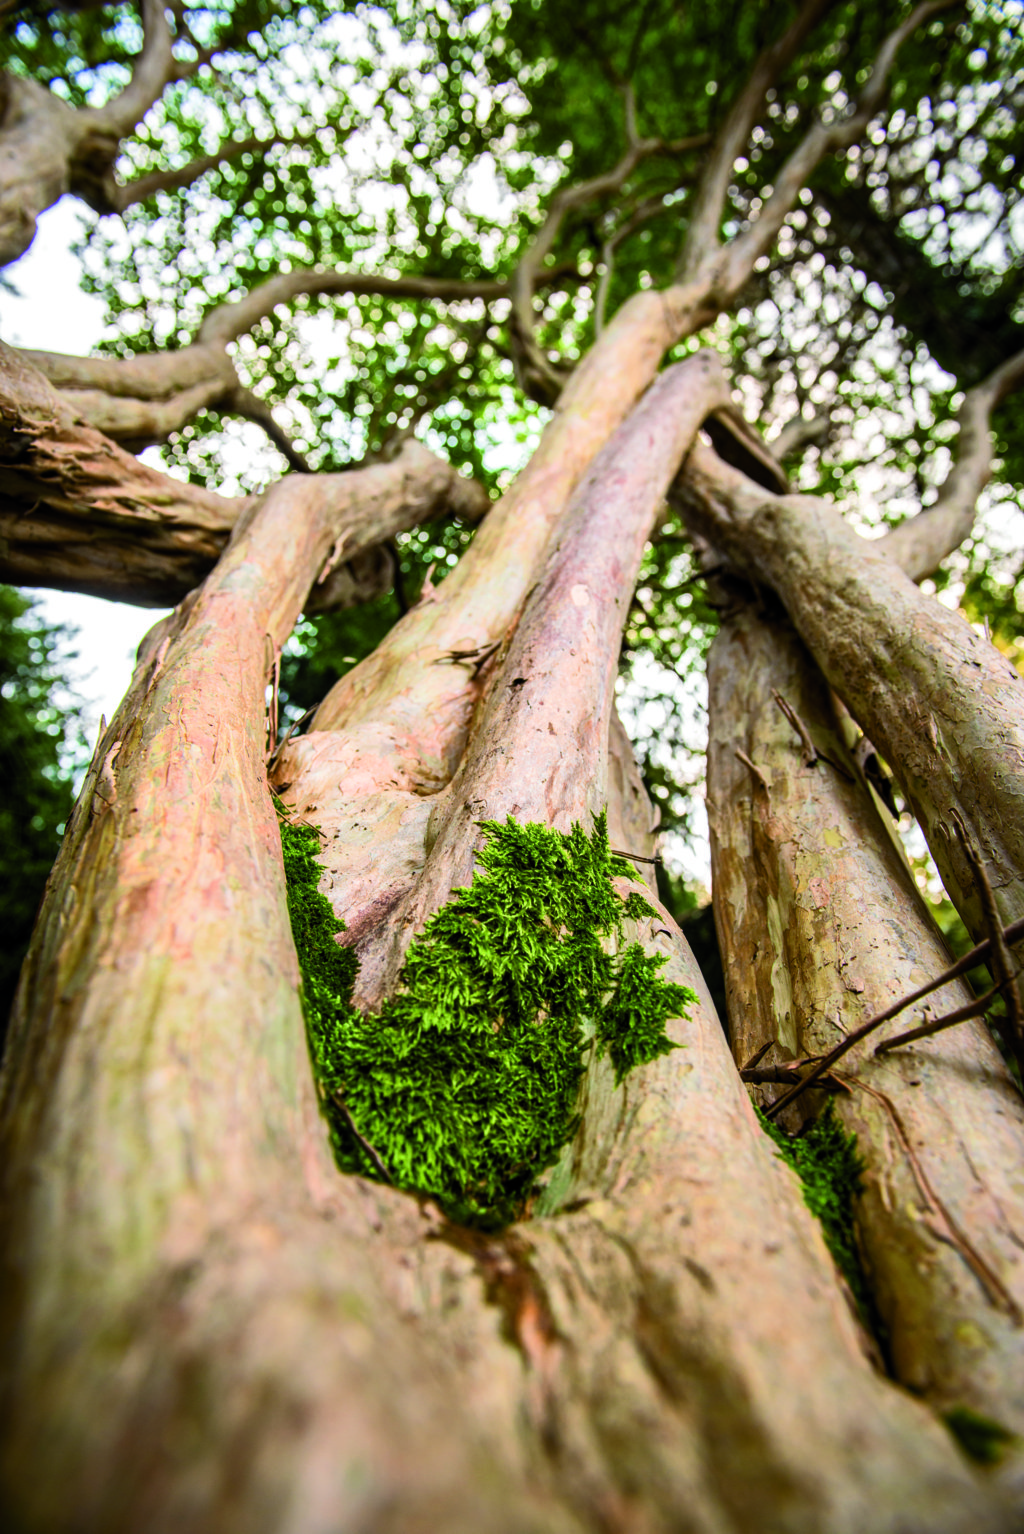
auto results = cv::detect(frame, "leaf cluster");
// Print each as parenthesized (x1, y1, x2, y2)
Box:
(282, 810, 693, 1227)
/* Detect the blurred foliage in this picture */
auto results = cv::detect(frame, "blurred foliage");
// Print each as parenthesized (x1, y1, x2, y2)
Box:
(3, 0, 1022, 910)
(0, 589, 85, 1039)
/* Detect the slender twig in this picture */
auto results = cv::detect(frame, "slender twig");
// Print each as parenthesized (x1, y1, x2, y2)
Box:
(267, 703, 318, 772)
(951, 808, 1024, 1072)
(741, 1039, 774, 1071)
(874, 983, 1002, 1055)
(772, 689, 818, 766)
(610, 848, 663, 865)
(265, 642, 281, 760)
(735, 748, 770, 794)
(742, 1064, 846, 1089)
(330, 1093, 393, 1183)
(764, 915, 1024, 1119)
(772, 688, 856, 780)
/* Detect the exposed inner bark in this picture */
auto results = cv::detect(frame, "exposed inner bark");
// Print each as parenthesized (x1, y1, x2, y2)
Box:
(0, 344, 486, 607)
(3, 3, 1022, 1521)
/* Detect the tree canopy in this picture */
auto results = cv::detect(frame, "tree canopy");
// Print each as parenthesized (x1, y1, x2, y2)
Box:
(3, 0, 1021, 878)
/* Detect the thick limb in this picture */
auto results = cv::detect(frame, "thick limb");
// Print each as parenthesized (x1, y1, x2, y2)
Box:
(1, 377, 1004, 1534)
(680, 439, 1024, 967)
(707, 598, 1024, 1504)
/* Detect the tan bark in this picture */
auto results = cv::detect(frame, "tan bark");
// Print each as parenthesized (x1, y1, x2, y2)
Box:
(1, 374, 1007, 1534)
(680, 439, 1024, 965)
(707, 600, 1024, 1505)
(0, 344, 486, 606)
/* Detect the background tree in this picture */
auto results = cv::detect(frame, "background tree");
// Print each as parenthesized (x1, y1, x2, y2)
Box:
(1, 2, 1023, 1531)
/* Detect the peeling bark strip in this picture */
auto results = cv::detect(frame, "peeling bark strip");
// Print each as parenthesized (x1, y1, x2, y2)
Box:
(0, 344, 486, 607)
(707, 602, 1024, 1492)
(681, 439, 1024, 966)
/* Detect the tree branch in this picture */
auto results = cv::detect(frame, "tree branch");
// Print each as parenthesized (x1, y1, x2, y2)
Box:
(113, 127, 323, 213)
(509, 131, 710, 402)
(676, 0, 838, 280)
(0, 343, 489, 607)
(595, 189, 682, 336)
(770, 413, 831, 460)
(197, 268, 508, 347)
(881, 345, 1024, 581)
(228, 386, 313, 474)
(83, 0, 175, 138)
(712, 0, 963, 302)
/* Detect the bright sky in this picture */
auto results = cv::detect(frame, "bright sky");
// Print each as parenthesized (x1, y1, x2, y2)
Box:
(2, 199, 173, 751)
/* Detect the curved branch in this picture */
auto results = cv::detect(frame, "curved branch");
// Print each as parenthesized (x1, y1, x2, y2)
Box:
(228, 386, 313, 474)
(83, 0, 175, 139)
(770, 412, 832, 460)
(197, 268, 508, 346)
(595, 190, 679, 336)
(0, 344, 488, 607)
(677, 0, 837, 280)
(881, 345, 1024, 581)
(113, 128, 320, 213)
(713, 0, 962, 302)
(509, 131, 710, 403)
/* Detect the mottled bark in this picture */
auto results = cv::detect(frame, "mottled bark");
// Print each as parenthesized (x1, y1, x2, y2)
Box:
(0, 344, 486, 606)
(1, 368, 1007, 1534)
(680, 439, 1024, 967)
(707, 600, 1024, 1508)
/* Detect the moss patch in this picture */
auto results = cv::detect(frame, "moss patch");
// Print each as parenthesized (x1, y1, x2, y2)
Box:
(282, 812, 694, 1227)
(944, 1405, 1019, 1466)
(758, 1105, 868, 1312)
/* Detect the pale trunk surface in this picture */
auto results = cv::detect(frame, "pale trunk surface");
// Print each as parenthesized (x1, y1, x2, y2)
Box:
(707, 598, 1024, 1508)
(1, 330, 1013, 1530)
(681, 443, 1024, 964)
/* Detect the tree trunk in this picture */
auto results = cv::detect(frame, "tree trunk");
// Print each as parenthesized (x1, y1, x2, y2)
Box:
(680, 441, 1024, 972)
(707, 595, 1024, 1510)
(4, 349, 1019, 1531)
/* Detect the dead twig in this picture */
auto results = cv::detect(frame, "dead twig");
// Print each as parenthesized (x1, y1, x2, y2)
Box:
(610, 848, 663, 866)
(874, 983, 1002, 1056)
(742, 1064, 846, 1090)
(772, 689, 818, 767)
(264, 636, 281, 761)
(741, 1039, 774, 1071)
(267, 702, 319, 772)
(950, 809, 1024, 1074)
(330, 1092, 393, 1184)
(736, 748, 770, 794)
(772, 689, 854, 781)
(763, 913, 1024, 1120)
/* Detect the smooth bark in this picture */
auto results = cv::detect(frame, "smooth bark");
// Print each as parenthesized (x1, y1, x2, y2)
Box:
(1, 375, 1007, 1534)
(680, 439, 1024, 967)
(707, 600, 1024, 1507)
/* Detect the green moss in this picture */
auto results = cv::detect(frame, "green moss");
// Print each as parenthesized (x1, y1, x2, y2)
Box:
(944, 1406, 1019, 1466)
(281, 812, 693, 1227)
(758, 1105, 868, 1312)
